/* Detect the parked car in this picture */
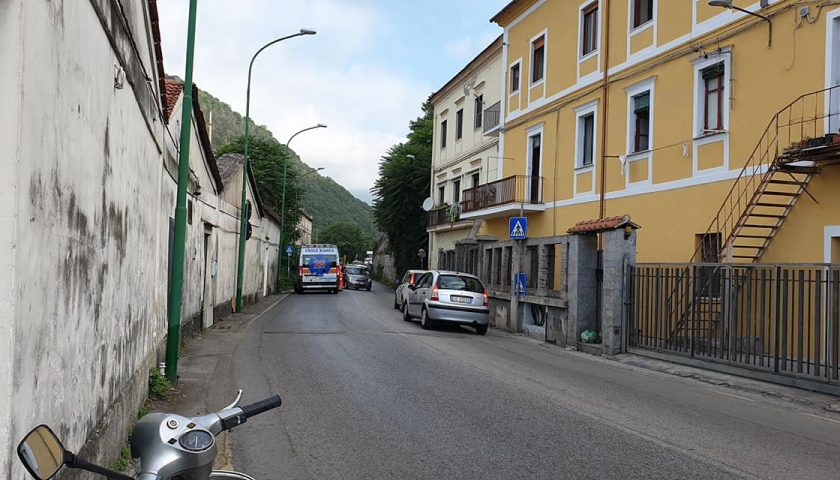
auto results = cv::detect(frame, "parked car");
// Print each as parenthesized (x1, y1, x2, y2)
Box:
(394, 269, 427, 311)
(344, 265, 372, 291)
(401, 271, 489, 335)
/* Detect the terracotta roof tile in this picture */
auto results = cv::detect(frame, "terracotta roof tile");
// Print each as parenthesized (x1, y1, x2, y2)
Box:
(567, 215, 640, 234)
(163, 77, 184, 120)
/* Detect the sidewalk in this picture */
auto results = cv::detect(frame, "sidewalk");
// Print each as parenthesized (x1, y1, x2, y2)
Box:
(517, 333, 840, 417)
(126, 293, 288, 475)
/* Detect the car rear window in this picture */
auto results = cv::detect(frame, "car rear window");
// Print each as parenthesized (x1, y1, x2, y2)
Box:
(437, 275, 484, 293)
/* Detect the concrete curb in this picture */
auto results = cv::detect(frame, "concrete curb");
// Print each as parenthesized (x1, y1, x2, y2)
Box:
(489, 326, 840, 417)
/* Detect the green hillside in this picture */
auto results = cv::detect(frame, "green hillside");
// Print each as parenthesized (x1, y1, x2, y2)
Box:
(197, 90, 376, 237)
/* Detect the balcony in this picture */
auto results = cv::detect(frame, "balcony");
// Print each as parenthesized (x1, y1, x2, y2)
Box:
(427, 205, 456, 227)
(483, 101, 501, 136)
(461, 175, 545, 218)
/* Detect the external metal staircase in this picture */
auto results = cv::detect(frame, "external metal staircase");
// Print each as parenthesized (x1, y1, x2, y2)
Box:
(667, 85, 840, 342)
(693, 85, 840, 264)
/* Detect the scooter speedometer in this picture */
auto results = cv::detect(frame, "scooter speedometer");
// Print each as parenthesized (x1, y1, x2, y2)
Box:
(179, 429, 214, 452)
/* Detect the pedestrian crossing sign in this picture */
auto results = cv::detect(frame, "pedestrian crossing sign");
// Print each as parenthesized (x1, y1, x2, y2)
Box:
(285, 245, 294, 256)
(509, 217, 527, 239)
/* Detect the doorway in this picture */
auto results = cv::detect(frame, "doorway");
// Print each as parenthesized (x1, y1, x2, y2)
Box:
(202, 226, 215, 329)
(527, 132, 542, 202)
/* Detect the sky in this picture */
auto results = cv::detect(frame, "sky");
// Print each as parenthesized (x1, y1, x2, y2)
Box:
(158, 0, 510, 204)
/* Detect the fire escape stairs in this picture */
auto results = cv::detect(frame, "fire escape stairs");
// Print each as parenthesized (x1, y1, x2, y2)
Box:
(724, 169, 816, 262)
(665, 85, 840, 342)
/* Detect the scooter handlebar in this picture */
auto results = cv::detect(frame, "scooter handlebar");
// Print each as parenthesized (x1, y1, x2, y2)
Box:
(240, 395, 283, 418)
(218, 394, 282, 432)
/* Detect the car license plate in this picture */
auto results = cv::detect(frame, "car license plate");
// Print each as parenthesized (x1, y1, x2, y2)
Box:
(451, 295, 472, 304)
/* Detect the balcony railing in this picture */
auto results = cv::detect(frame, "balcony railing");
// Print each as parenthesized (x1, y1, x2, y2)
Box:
(483, 101, 501, 135)
(427, 205, 458, 227)
(461, 175, 543, 213)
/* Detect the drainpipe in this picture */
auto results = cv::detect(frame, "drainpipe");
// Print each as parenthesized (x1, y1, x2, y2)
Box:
(598, 0, 611, 223)
(596, 0, 611, 337)
(165, 0, 198, 383)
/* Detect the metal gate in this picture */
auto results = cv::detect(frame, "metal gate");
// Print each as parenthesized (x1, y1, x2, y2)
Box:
(628, 263, 840, 392)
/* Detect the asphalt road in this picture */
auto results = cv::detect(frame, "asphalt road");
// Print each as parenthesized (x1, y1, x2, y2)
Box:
(226, 284, 840, 480)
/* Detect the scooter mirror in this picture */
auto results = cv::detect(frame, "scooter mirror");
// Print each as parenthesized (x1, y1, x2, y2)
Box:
(17, 425, 65, 479)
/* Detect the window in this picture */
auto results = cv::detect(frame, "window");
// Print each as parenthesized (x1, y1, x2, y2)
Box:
(472, 171, 480, 187)
(440, 120, 447, 148)
(452, 179, 461, 204)
(582, 2, 599, 56)
(456, 109, 464, 140)
(474, 95, 483, 130)
(510, 63, 521, 93)
(437, 275, 484, 293)
(531, 35, 545, 83)
(631, 91, 650, 152)
(632, 0, 653, 29)
(580, 113, 595, 166)
(702, 63, 724, 132)
(438, 185, 445, 205)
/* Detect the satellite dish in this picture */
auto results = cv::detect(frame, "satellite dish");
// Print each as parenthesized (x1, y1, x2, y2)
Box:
(422, 197, 434, 212)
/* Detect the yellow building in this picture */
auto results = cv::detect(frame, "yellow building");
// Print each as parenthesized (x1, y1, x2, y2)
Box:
(464, 0, 840, 263)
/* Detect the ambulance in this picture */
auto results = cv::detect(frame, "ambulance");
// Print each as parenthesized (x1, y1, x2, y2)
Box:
(295, 244, 341, 293)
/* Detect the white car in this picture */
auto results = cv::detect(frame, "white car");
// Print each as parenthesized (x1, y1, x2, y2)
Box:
(393, 269, 427, 311)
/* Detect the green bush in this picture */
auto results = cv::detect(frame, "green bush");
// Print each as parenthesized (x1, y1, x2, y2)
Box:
(148, 368, 172, 400)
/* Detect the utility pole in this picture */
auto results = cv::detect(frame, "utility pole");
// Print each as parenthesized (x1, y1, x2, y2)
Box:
(165, 0, 198, 383)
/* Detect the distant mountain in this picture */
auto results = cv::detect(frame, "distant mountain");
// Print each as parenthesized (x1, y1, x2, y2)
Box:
(197, 90, 376, 237)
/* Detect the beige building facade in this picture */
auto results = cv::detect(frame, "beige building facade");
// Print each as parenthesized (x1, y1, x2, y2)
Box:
(428, 36, 504, 269)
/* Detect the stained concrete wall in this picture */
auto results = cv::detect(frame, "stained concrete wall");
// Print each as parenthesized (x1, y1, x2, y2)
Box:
(0, 1, 280, 477)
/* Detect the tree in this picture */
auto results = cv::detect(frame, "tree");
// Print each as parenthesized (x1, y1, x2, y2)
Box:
(371, 99, 433, 278)
(319, 222, 373, 262)
(217, 136, 301, 249)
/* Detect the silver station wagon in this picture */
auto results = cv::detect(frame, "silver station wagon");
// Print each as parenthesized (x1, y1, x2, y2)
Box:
(402, 270, 489, 335)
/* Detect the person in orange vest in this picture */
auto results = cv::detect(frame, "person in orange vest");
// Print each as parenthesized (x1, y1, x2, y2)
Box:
(338, 264, 345, 291)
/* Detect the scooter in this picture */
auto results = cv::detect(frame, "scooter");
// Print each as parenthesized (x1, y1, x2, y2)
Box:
(16, 390, 281, 480)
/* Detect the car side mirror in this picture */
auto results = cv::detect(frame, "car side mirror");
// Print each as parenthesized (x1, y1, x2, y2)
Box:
(18, 425, 66, 480)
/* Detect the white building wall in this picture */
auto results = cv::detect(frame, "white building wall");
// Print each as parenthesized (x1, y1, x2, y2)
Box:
(4, 2, 169, 477)
(0, 1, 281, 477)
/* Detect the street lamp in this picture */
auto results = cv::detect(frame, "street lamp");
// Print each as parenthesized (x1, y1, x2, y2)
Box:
(235, 29, 316, 312)
(708, 0, 772, 47)
(276, 125, 327, 292)
(279, 166, 323, 278)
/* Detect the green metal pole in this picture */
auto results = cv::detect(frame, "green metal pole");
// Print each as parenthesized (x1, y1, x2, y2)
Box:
(235, 32, 313, 311)
(275, 127, 325, 293)
(275, 152, 289, 293)
(166, 0, 198, 383)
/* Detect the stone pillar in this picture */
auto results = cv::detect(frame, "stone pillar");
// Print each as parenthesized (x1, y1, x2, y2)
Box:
(600, 228, 637, 355)
(566, 234, 598, 346)
(508, 240, 525, 333)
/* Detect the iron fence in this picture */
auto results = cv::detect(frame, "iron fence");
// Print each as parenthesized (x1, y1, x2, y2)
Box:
(630, 263, 840, 386)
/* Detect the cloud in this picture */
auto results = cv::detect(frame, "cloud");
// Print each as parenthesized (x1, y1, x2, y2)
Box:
(157, 0, 430, 204)
(444, 31, 500, 63)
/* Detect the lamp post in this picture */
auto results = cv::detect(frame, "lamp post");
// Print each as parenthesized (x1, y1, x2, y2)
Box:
(235, 29, 316, 312)
(275, 125, 327, 293)
(165, 0, 199, 383)
(708, 0, 772, 47)
(280, 166, 323, 280)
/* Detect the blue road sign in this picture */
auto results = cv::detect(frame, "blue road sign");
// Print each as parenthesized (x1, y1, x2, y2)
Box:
(509, 217, 528, 239)
(285, 245, 294, 256)
(514, 272, 527, 297)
